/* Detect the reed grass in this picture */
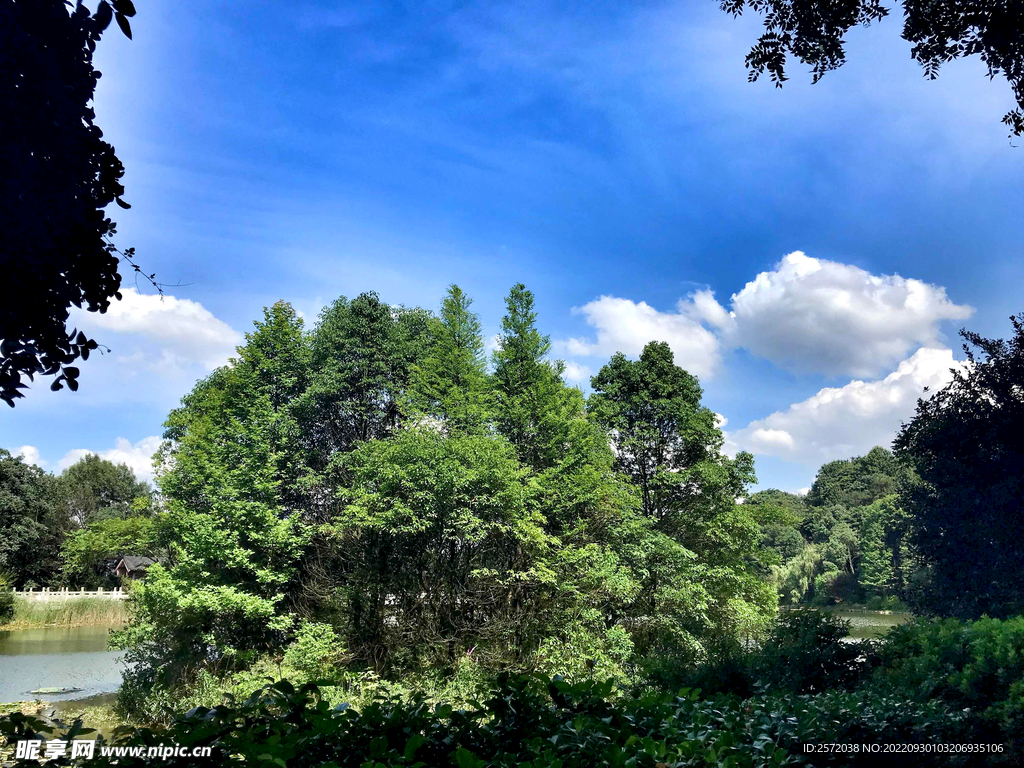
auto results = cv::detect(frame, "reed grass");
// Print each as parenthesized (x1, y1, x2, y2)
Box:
(0, 597, 128, 630)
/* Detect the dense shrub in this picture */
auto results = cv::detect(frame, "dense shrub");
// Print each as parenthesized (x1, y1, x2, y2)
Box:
(873, 616, 1024, 752)
(751, 610, 869, 694)
(645, 609, 872, 698)
(0, 674, 981, 767)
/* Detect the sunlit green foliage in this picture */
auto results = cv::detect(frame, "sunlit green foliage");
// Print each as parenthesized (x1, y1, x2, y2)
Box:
(109, 284, 779, 715)
(408, 285, 490, 436)
(60, 515, 162, 588)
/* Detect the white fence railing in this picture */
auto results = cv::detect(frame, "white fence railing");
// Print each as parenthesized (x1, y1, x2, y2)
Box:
(11, 587, 129, 602)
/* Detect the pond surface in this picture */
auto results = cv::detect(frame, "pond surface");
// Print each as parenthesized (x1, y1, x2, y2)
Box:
(0, 626, 123, 703)
(827, 608, 912, 640)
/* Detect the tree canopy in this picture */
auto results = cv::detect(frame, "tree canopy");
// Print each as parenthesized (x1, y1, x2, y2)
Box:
(107, 285, 777, 704)
(721, 0, 1024, 137)
(895, 315, 1024, 619)
(0, 0, 138, 407)
(0, 449, 152, 588)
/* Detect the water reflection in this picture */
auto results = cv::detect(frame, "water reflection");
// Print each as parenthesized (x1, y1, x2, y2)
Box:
(828, 608, 911, 640)
(0, 626, 123, 703)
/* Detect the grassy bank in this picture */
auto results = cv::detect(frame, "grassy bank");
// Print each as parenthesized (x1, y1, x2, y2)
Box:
(0, 597, 128, 630)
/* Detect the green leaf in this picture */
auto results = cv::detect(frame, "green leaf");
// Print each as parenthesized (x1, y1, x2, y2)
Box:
(455, 747, 478, 768)
(404, 734, 425, 761)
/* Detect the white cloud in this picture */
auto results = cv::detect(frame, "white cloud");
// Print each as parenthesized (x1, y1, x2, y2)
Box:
(727, 347, 965, 466)
(558, 295, 722, 379)
(75, 288, 243, 374)
(555, 252, 971, 381)
(797, 488, 810, 496)
(15, 446, 45, 468)
(748, 428, 795, 451)
(58, 436, 163, 483)
(561, 361, 592, 383)
(698, 252, 974, 377)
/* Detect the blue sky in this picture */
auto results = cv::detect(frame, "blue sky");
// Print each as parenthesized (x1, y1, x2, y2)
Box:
(3, 0, 1022, 493)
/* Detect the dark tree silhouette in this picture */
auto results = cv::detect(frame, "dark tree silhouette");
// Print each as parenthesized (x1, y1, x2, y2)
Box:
(895, 315, 1024, 619)
(722, 0, 1024, 137)
(0, 0, 139, 407)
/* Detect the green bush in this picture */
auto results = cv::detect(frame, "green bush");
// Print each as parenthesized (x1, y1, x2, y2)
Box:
(873, 615, 1024, 752)
(282, 621, 347, 681)
(651, 609, 872, 698)
(751, 609, 869, 694)
(0, 673, 980, 767)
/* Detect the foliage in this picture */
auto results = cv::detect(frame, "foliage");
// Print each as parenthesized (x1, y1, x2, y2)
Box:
(0, 572, 13, 623)
(296, 293, 431, 472)
(0, 0, 138, 406)
(805, 447, 903, 510)
(721, 0, 1024, 137)
(647, 609, 872, 699)
(772, 545, 820, 606)
(589, 341, 775, 659)
(588, 341, 751, 529)
(283, 621, 349, 681)
(762, 447, 917, 607)
(2, 449, 155, 589)
(408, 285, 490, 436)
(895, 315, 1024, 619)
(59, 453, 152, 525)
(750, 610, 868, 694)
(490, 283, 568, 472)
(116, 304, 310, 699)
(1, 672, 983, 767)
(0, 449, 69, 588)
(60, 515, 162, 588)
(101, 285, 783, 716)
(873, 615, 1024, 754)
(327, 427, 550, 671)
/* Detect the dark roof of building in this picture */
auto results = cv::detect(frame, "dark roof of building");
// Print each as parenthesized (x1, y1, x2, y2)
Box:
(117, 556, 157, 571)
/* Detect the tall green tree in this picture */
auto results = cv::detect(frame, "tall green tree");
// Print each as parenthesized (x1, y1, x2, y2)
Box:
(329, 428, 551, 670)
(589, 341, 773, 658)
(588, 341, 754, 535)
(119, 304, 310, 690)
(895, 315, 1024, 619)
(491, 284, 568, 472)
(59, 453, 151, 525)
(0, 449, 68, 587)
(297, 293, 432, 476)
(408, 285, 490, 435)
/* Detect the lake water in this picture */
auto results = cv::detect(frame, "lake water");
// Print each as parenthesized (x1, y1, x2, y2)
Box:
(828, 608, 911, 640)
(0, 626, 124, 703)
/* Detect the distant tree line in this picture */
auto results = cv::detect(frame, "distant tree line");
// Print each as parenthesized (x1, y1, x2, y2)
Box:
(0, 450, 158, 590)
(756, 315, 1024, 621)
